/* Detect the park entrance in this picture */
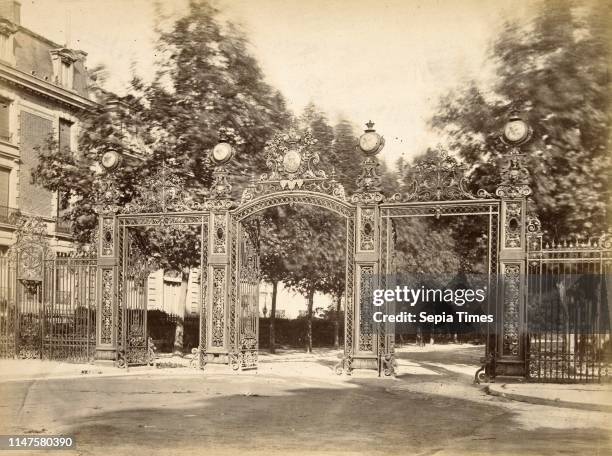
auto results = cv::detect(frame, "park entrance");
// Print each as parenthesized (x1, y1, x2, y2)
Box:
(0, 115, 609, 382)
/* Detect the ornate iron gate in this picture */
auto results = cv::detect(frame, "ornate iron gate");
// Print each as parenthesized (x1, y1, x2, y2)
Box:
(85, 113, 609, 382)
(110, 213, 209, 367)
(119, 230, 150, 366)
(232, 224, 260, 370)
(379, 150, 501, 378)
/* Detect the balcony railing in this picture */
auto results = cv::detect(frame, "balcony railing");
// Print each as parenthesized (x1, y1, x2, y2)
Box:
(0, 206, 20, 225)
(56, 217, 72, 235)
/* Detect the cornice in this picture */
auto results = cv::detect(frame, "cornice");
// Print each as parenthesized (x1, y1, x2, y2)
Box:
(0, 62, 98, 111)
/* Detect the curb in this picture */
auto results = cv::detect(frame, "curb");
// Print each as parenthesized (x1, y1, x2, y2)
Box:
(483, 385, 612, 413)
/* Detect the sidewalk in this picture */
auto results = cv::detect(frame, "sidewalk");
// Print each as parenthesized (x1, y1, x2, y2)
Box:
(485, 382, 612, 412)
(0, 351, 351, 384)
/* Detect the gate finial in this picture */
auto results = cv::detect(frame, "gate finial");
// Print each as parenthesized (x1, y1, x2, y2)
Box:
(351, 121, 385, 204)
(496, 109, 533, 198)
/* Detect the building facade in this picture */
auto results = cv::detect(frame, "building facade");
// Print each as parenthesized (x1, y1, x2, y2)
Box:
(0, 0, 95, 254)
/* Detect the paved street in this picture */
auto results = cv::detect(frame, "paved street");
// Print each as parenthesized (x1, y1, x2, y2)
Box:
(0, 345, 610, 455)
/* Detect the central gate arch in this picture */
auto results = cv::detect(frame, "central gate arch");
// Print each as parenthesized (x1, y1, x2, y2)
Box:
(229, 191, 357, 371)
(204, 130, 377, 373)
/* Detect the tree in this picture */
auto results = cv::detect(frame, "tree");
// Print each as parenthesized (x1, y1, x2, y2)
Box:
(332, 119, 361, 195)
(33, 0, 291, 352)
(283, 209, 346, 353)
(430, 0, 612, 238)
(259, 208, 293, 354)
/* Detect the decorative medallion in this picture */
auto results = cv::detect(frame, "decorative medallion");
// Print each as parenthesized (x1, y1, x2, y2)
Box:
(359, 208, 376, 251)
(282, 149, 302, 173)
(504, 202, 522, 248)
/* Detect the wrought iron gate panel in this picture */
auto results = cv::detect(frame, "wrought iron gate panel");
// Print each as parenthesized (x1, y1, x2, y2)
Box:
(121, 229, 149, 366)
(42, 254, 97, 362)
(16, 281, 42, 359)
(235, 224, 259, 370)
(0, 256, 16, 358)
(527, 238, 611, 383)
(114, 214, 209, 366)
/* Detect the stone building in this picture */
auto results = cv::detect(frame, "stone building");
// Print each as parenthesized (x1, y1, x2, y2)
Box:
(0, 0, 95, 254)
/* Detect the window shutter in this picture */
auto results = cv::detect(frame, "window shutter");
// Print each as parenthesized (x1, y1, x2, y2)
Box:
(0, 168, 10, 208)
(59, 119, 72, 152)
(0, 99, 9, 141)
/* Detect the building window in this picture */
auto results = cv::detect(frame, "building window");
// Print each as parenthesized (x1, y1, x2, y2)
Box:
(59, 118, 72, 153)
(50, 49, 76, 89)
(0, 98, 9, 142)
(60, 61, 73, 88)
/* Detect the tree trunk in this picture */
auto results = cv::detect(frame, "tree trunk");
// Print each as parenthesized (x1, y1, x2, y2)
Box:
(269, 281, 278, 354)
(173, 269, 189, 355)
(333, 292, 342, 349)
(306, 289, 314, 353)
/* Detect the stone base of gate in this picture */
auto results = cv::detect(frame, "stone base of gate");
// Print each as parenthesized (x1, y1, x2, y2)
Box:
(205, 353, 229, 365)
(95, 347, 117, 363)
(352, 356, 378, 370)
(494, 358, 526, 378)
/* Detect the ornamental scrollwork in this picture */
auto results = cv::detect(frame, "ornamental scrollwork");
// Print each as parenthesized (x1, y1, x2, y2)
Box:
(358, 265, 375, 352)
(213, 215, 227, 254)
(123, 167, 204, 213)
(207, 165, 235, 207)
(8, 217, 52, 294)
(502, 264, 521, 356)
(400, 148, 480, 202)
(504, 202, 522, 248)
(496, 147, 532, 198)
(240, 130, 347, 203)
(526, 214, 543, 252)
(101, 269, 114, 344)
(101, 217, 115, 256)
(359, 208, 376, 251)
(211, 267, 226, 348)
(351, 157, 384, 205)
(92, 179, 122, 215)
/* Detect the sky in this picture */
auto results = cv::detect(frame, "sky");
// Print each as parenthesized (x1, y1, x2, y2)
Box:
(21, 0, 535, 167)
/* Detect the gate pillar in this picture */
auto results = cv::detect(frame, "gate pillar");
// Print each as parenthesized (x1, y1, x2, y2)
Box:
(94, 212, 119, 363)
(493, 112, 533, 378)
(350, 122, 388, 372)
(92, 171, 122, 363)
(203, 145, 235, 366)
(205, 209, 231, 364)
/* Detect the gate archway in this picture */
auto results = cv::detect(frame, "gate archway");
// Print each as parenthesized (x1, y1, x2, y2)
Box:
(207, 130, 367, 373)
(87, 113, 609, 381)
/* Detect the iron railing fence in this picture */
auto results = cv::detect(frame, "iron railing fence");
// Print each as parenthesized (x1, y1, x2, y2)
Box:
(42, 254, 97, 362)
(527, 240, 611, 383)
(0, 253, 97, 362)
(0, 256, 16, 358)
